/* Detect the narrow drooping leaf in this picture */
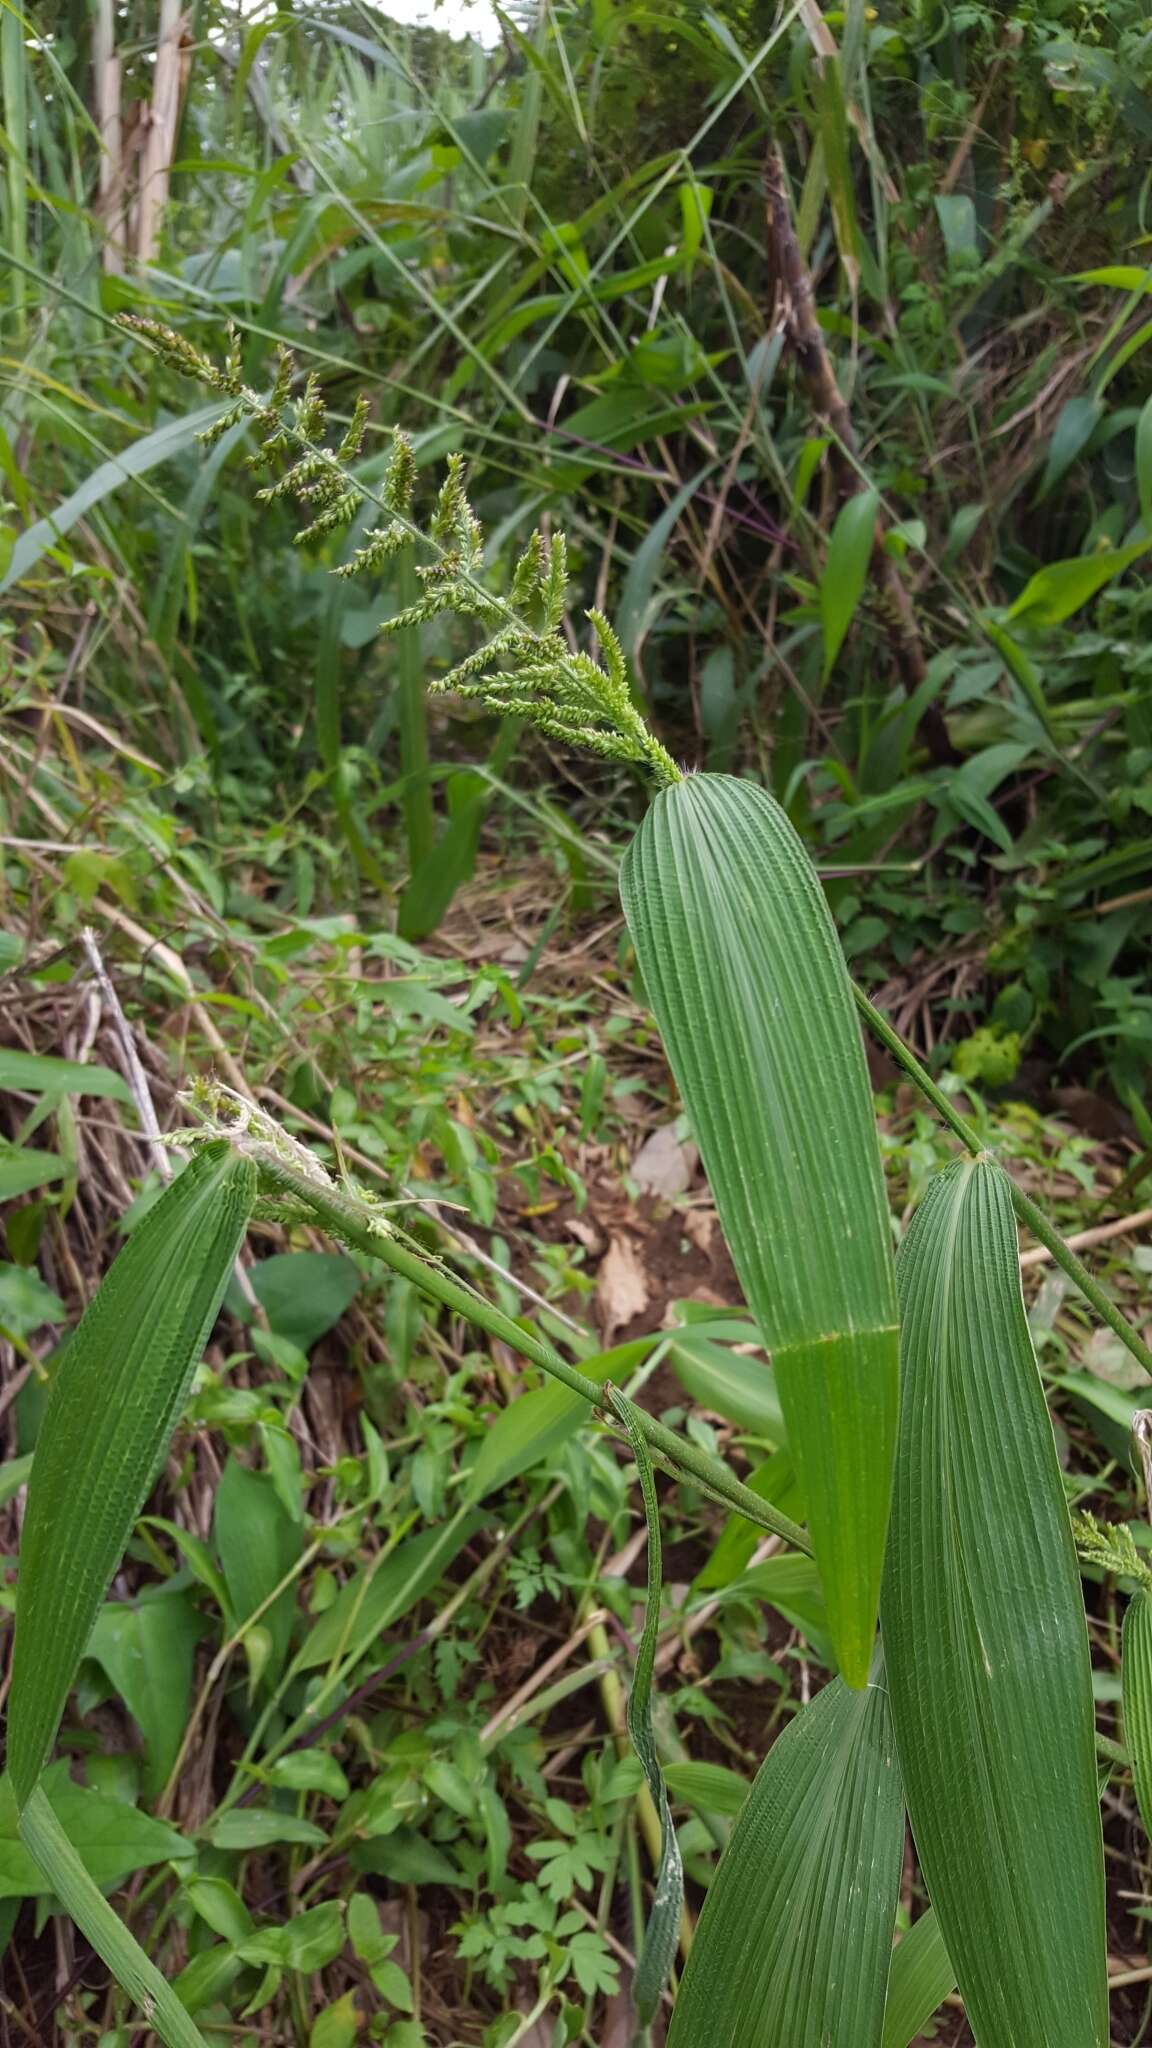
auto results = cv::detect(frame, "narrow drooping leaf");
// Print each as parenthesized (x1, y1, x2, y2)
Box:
(667, 1671, 903, 2047)
(1123, 1587, 1152, 1838)
(607, 1387, 683, 2022)
(10, 1142, 256, 1802)
(621, 774, 898, 1684)
(18, 1783, 209, 2048)
(882, 1158, 1107, 2047)
(0, 1761, 193, 1899)
(880, 1911, 954, 2048)
(1137, 391, 1152, 534)
(0, 406, 227, 597)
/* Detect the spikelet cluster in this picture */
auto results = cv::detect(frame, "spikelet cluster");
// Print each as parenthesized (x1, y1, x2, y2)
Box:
(1073, 1510, 1152, 1593)
(121, 318, 680, 787)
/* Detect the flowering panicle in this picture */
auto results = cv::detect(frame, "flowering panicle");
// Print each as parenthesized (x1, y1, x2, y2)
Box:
(121, 317, 680, 787)
(1073, 1510, 1152, 1592)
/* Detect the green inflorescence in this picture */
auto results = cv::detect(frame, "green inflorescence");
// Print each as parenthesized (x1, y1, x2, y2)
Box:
(1073, 1510, 1152, 1595)
(121, 318, 680, 788)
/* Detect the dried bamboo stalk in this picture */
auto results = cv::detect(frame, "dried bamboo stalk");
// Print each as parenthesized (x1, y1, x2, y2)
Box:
(92, 0, 126, 271)
(136, 0, 188, 265)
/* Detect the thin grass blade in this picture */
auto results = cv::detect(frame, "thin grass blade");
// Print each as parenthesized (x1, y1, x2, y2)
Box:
(0, 406, 227, 597)
(19, 1783, 209, 2048)
(667, 1667, 904, 2046)
(881, 1157, 1107, 2046)
(10, 1142, 256, 1801)
(607, 1386, 683, 2022)
(621, 773, 898, 1684)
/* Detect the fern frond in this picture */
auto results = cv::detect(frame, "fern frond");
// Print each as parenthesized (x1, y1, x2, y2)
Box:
(120, 317, 681, 788)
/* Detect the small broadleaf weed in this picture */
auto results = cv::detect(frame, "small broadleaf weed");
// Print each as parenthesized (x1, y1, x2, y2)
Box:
(123, 319, 679, 786)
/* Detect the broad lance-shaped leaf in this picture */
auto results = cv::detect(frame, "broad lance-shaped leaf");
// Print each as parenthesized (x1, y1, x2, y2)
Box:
(882, 1158, 1107, 2047)
(10, 1142, 256, 1803)
(1123, 1587, 1152, 1839)
(621, 774, 898, 1684)
(667, 1668, 904, 2047)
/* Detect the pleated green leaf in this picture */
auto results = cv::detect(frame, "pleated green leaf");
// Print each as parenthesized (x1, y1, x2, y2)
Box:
(1123, 1587, 1152, 1839)
(667, 1672, 904, 2048)
(10, 1142, 256, 1803)
(621, 773, 898, 1684)
(882, 1157, 1107, 2047)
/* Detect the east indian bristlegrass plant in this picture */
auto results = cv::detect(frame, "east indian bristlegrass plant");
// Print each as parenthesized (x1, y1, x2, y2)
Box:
(12, 323, 1152, 2045)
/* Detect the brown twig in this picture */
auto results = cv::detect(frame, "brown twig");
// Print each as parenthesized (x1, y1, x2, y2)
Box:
(79, 927, 170, 1183)
(78, 925, 263, 1314)
(763, 142, 956, 767)
(1019, 1207, 1152, 1269)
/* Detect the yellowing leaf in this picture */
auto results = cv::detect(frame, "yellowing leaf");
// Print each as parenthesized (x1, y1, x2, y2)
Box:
(309, 1992, 362, 2048)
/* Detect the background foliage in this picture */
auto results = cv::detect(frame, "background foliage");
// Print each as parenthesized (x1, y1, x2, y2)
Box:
(2, 0, 1152, 2041)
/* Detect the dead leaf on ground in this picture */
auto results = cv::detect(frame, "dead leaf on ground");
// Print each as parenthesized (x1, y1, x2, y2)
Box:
(631, 1121, 698, 1199)
(596, 1233, 651, 1343)
(683, 1207, 717, 1253)
(565, 1213, 607, 1257)
(1083, 1323, 1147, 1392)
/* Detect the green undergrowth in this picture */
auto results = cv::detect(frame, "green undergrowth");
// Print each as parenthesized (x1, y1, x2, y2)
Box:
(3, 0, 1152, 2037)
(4, 0, 1152, 1099)
(0, 799, 1149, 2041)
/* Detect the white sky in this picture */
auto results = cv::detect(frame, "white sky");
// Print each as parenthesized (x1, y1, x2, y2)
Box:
(233, 0, 504, 43)
(343, 0, 503, 41)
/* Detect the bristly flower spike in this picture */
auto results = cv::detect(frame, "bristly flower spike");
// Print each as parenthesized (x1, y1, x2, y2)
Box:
(119, 317, 681, 789)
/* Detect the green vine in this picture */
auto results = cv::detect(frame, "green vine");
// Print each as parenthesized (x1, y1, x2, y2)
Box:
(122, 319, 680, 788)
